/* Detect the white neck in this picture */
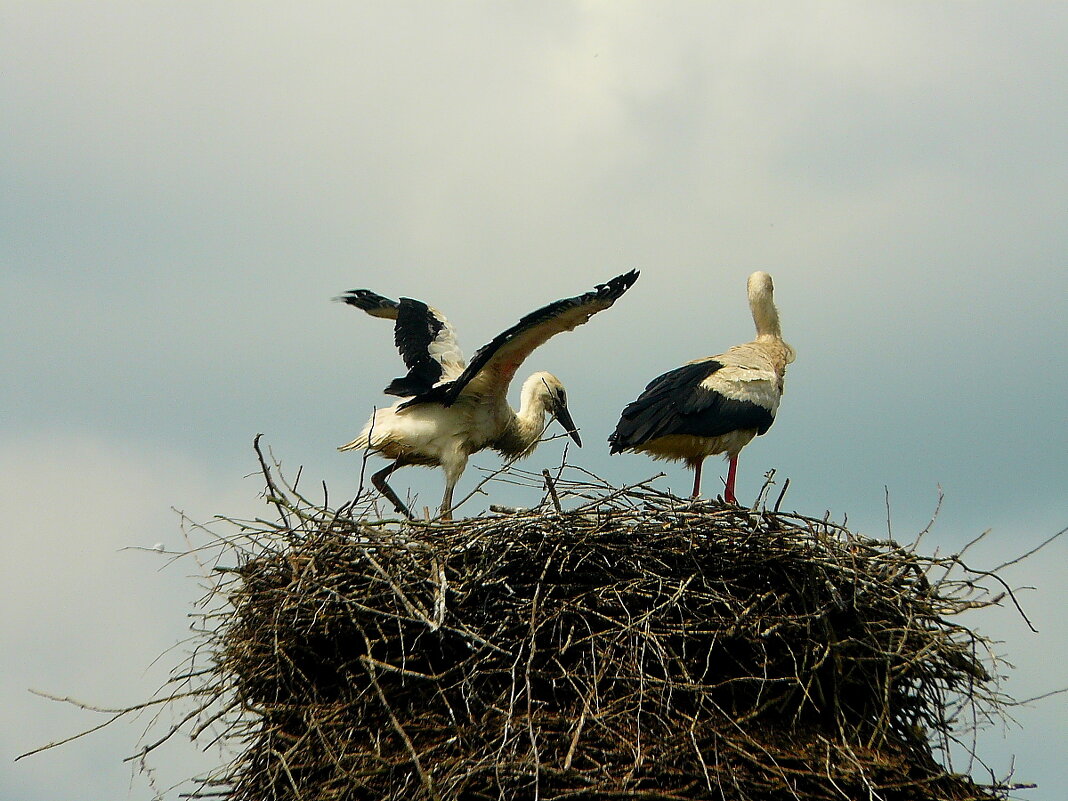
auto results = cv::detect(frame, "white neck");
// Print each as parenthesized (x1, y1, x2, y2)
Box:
(512, 375, 552, 455)
(748, 273, 782, 339)
(752, 299, 781, 339)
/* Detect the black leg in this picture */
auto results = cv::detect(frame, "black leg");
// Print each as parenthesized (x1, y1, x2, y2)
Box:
(371, 461, 413, 519)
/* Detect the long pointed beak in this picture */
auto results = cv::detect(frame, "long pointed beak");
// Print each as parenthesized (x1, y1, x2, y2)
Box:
(553, 402, 582, 447)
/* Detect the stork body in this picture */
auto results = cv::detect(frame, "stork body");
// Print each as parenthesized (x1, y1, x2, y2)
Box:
(338, 271, 639, 519)
(609, 271, 794, 504)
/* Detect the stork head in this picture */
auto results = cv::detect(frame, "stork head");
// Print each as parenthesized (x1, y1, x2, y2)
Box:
(529, 372, 582, 447)
(747, 271, 783, 339)
(747, 270, 774, 301)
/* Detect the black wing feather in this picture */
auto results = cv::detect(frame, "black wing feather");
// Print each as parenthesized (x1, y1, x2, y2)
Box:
(383, 298, 447, 397)
(399, 269, 639, 409)
(334, 289, 400, 318)
(609, 361, 774, 452)
(335, 290, 452, 397)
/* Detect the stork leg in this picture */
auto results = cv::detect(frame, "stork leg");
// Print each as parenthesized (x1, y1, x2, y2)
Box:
(724, 454, 739, 505)
(438, 454, 468, 521)
(690, 458, 704, 499)
(438, 481, 457, 521)
(371, 461, 413, 519)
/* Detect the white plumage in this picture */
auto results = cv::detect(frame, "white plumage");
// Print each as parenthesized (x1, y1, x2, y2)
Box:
(337, 271, 639, 519)
(609, 271, 794, 504)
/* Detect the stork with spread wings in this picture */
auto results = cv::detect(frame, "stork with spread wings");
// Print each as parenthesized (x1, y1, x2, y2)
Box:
(336, 270, 639, 519)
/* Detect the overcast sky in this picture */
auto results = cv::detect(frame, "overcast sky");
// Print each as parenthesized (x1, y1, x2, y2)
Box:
(3, 3, 1066, 799)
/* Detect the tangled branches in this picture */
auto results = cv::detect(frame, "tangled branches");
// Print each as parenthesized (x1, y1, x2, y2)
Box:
(134, 443, 1041, 801)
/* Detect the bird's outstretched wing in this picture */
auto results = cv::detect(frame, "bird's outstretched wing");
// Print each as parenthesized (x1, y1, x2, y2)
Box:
(609, 359, 776, 451)
(399, 270, 639, 409)
(335, 289, 465, 397)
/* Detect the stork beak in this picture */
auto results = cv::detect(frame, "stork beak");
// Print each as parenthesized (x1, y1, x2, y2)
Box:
(553, 401, 582, 447)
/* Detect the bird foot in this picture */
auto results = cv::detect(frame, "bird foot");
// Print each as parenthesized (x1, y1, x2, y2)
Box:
(381, 491, 414, 519)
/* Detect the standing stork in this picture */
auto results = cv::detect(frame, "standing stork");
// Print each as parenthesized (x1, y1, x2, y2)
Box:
(337, 270, 639, 519)
(609, 271, 794, 505)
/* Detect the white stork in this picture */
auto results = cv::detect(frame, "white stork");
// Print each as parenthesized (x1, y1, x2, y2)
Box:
(609, 271, 794, 504)
(337, 270, 639, 519)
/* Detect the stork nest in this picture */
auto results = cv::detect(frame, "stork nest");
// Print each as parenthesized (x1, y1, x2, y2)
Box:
(164, 445, 1033, 801)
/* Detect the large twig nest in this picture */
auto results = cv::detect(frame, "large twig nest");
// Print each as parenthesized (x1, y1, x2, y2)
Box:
(173, 448, 1029, 801)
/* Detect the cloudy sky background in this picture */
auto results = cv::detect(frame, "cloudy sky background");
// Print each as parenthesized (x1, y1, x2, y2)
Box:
(3, 2, 1066, 798)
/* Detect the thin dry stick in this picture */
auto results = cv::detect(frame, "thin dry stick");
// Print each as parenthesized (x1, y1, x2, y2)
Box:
(15, 690, 202, 761)
(774, 478, 791, 514)
(254, 434, 292, 529)
(990, 525, 1067, 572)
(542, 469, 563, 514)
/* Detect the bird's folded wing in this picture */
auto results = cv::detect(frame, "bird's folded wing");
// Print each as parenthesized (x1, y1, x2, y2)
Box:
(611, 359, 776, 448)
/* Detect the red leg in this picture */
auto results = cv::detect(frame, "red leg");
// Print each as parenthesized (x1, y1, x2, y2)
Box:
(691, 459, 703, 499)
(724, 454, 739, 504)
